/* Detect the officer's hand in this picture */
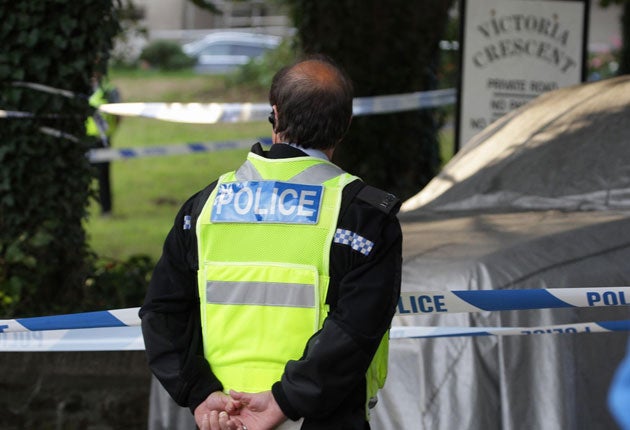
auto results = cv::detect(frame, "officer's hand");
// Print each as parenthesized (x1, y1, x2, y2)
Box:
(200, 410, 245, 430)
(195, 391, 242, 429)
(228, 390, 288, 430)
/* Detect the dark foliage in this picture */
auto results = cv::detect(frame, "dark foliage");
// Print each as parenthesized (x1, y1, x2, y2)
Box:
(139, 40, 196, 70)
(286, 0, 455, 200)
(622, 2, 630, 74)
(0, 0, 121, 317)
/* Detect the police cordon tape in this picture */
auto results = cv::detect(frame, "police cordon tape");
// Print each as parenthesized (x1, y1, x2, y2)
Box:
(389, 320, 630, 340)
(2, 288, 628, 333)
(97, 88, 456, 124)
(0, 109, 41, 118)
(0, 109, 84, 119)
(397, 286, 630, 315)
(2, 320, 630, 352)
(4, 82, 455, 151)
(87, 138, 272, 162)
(3, 82, 455, 123)
(2, 287, 626, 335)
(0, 326, 145, 352)
(1, 287, 630, 351)
(10, 81, 85, 99)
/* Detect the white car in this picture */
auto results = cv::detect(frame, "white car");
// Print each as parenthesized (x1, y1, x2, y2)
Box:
(182, 31, 282, 74)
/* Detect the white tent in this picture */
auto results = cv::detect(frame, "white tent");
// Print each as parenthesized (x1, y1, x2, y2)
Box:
(372, 76, 630, 429)
(148, 76, 630, 429)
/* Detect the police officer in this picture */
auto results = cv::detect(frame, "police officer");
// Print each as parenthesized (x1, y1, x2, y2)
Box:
(140, 55, 402, 430)
(86, 71, 120, 215)
(609, 340, 630, 430)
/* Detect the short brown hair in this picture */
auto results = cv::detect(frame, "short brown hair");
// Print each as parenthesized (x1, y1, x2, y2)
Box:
(269, 55, 353, 150)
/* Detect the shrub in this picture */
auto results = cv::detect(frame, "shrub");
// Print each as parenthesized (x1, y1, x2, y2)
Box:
(0, 1, 120, 318)
(139, 39, 195, 70)
(82, 254, 154, 311)
(228, 38, 300, 89)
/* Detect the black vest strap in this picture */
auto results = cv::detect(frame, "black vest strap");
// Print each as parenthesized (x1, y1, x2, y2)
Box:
(339, 179, 365, 220)
(187, 182, 216, 271)
(356, 185, 400, 215)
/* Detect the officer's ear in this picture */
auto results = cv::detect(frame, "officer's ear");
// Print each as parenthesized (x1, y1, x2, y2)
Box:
(268, 110, 276, 130)
(272, 105, 279, 133)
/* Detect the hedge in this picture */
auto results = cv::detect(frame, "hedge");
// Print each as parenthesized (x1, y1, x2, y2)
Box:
(0, 1, 121, 317)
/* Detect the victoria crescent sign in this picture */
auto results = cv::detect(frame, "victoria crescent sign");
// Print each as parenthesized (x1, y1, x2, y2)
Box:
(457, 0, 587, 148)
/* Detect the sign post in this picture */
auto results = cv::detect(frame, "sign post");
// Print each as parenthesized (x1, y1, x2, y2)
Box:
(456, 0, 589, 150)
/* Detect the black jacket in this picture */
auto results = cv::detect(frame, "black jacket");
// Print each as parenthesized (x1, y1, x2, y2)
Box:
(139, 143, 402, 429)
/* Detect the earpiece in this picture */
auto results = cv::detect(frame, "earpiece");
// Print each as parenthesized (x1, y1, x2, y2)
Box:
(268, 110, 276, 130)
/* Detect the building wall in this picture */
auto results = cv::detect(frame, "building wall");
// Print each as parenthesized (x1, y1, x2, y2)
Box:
(589, 2, 623, 51)
(0, 351, 151, 429)
(135, 0, 621, 51)
(138, 0, 288, 33)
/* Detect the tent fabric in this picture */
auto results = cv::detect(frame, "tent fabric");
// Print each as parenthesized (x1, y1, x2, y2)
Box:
(147, 77, 630, 429)
(372, 76, 630, 429)
(372, 210, 630, 429)
(402, 76, 630, 213)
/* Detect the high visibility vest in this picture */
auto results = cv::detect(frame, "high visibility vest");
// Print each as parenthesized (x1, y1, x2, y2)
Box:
(196, 151, 389, 415)
(86, 81, 118, 138)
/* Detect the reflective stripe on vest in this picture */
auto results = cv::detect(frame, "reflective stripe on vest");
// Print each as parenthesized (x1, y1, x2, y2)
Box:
(206, 280, 315, 307)
(235, 158, 345, 185)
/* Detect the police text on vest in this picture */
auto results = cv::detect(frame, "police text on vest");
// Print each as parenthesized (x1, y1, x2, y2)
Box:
(212, 181, 323, 224)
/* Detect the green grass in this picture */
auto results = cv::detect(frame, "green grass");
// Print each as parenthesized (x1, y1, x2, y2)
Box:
(86, 71, 271, 261)
(439, 126, 455, 167)
(86, 69, 456, 262)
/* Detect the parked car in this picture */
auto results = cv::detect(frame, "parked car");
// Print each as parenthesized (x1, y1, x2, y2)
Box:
(372, 76, 630, 430)
(182, 31, 282, 74)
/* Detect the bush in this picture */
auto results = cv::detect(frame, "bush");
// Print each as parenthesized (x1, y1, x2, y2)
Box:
(0, 1, 120, 318)
(82, 254, 154, 311)
(228, 38, 299, 90)
(139, 39, 195, 70)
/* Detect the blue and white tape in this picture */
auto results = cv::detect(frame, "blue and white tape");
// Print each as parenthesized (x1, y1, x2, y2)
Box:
(397, 287, 630, 315)
(10, 81, 84, 99)
(39, 126, 82, 143)
(352, 88, 456, 115)
(390, 320, 630, 339)
(0, 109, 83, 119)
(9, 81, 457, 116)
(1, 288, 628, 333)
(0, 109, 38, 118)
(98, 88, 456, 124)
(2, 287, 629, 351)
(2, 87, 455, 124)
(1, 319, 629, 351)
(86, 88, 455, 162)
(0, 326, 144, 352)
(99, 102, 270, 124)
(0, 307, 140, 333)
(87, 138, 272, 162)
(0, 308, 143, 352)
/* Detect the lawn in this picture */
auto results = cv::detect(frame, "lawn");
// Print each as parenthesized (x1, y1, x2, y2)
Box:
(85, 69, 455, 262)
(85, 69, 271, 261)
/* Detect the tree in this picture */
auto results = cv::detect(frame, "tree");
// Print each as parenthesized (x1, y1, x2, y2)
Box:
(0, 1, 120, 317)
(184, 0, 454, 199)
(618, 1, 630, 73)
(286, 0, 455, 200)
(601, 0, 630, 74)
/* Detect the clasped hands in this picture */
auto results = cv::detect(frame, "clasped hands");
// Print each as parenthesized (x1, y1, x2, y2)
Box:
(194, 390, 288, 430)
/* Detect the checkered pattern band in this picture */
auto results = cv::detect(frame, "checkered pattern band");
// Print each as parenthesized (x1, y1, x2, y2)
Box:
(333, 229, 374, 256)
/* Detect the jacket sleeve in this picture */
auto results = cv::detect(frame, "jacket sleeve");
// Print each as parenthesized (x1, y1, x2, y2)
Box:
(139, 187, 222, 413)
(271, 192, 403, 420)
